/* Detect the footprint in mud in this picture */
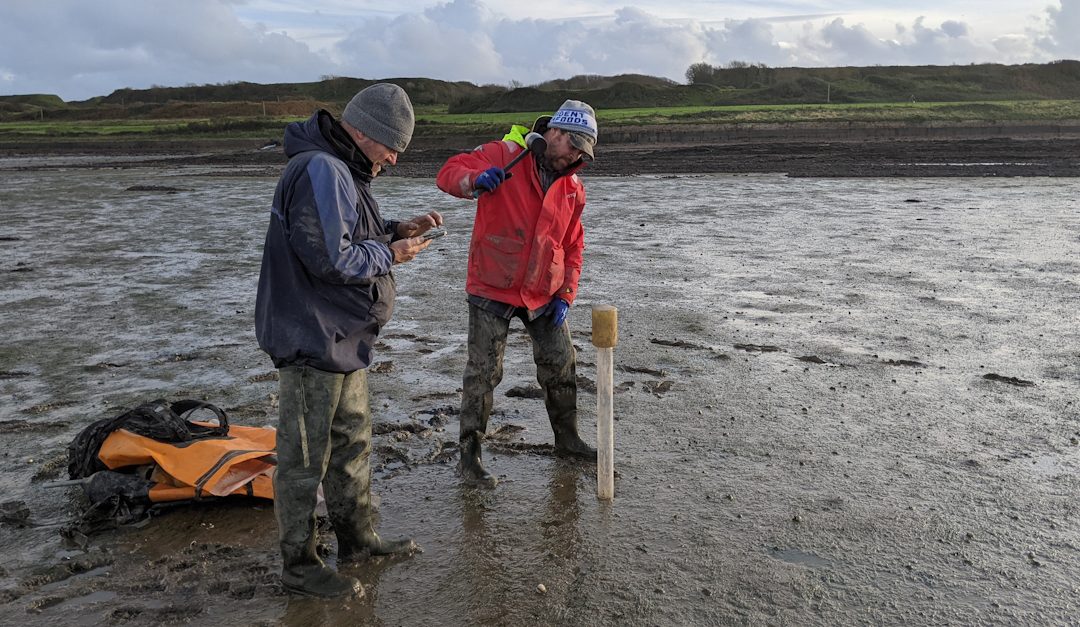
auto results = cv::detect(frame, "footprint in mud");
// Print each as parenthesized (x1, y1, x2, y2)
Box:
(410, 391, 459, 404)
(369, 360, 395, 374)
(0, 370, 32, 379)
(17, 552, 114, 591)
(619, 365, 668, 377)
(982, 373, 1036, 387)
(797, 355, 844, 368)
(506, 385, 544, 399)
(651, 338, 711, 350)
(489, 424, 526, 441)
(881, 358, 926, 367)
(488, 440, 558, 456)
(734, 343, 782, 353)
(411, 404, 458, 428)
(372, 421, 433, 436)
(642, 380, 674, 397)
(124, 185, 189, 193)
(577, 375, 597, 394)
(158, 351, 202, 364)
(1, 500, 31, 526)
(84, 362, 128, 371)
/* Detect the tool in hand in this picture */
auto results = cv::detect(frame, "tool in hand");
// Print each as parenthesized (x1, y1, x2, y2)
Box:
(473, 132, 547, 198)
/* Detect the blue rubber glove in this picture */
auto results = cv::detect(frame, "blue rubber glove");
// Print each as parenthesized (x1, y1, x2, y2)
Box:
(473, 167, 507, 193)
(547, 297, 570, 327)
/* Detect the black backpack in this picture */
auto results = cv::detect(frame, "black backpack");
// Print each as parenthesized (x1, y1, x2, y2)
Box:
(67, 399, 229, 480)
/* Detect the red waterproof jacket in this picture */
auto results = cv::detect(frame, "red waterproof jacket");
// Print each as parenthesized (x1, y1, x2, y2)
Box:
(437, 138, 586, 311)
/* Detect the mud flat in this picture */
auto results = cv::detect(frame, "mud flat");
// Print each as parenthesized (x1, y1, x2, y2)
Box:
(3, 121, 1080, 177)
(0, 158, 1078, 624)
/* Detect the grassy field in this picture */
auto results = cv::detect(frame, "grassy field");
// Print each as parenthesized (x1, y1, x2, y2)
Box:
(1, 100, 1077, 142)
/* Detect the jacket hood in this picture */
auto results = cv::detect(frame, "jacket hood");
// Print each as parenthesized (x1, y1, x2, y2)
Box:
(283, 110, 376, 181)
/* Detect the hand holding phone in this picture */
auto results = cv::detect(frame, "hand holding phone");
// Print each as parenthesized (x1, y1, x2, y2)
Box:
(421, 228, 447, 241)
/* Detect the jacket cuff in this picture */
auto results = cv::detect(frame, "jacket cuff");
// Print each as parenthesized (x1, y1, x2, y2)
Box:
(386, 220, 404, 242)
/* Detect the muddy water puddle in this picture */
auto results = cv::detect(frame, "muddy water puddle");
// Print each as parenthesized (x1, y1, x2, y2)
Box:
(1, 170, 1079, 625)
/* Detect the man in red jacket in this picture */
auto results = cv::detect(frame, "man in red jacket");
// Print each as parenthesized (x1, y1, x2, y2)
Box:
(436, 100, 599, 487)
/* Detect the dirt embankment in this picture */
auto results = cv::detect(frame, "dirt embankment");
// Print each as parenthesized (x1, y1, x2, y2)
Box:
(4, 121, 1080, 177)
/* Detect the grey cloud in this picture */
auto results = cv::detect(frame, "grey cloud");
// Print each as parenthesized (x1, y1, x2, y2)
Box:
(795, 16, 993, 66)
(703, 19, 791, 66)
(333, 2, 504, 83)
(1040, 0, 1080, 57)
(0, 0, 1059, 99)
(0, 0, 327, 100)
(940, 20, 968, 38)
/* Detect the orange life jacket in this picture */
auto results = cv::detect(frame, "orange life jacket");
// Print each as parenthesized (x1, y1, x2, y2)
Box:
(97, 422, 276, 503)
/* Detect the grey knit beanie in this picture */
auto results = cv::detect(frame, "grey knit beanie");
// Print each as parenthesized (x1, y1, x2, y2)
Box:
(341, 83, 415, 152)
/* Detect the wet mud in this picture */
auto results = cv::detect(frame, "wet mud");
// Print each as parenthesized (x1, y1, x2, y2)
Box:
(0, 165, 1078, 625)
(5, 130, 1080, 179)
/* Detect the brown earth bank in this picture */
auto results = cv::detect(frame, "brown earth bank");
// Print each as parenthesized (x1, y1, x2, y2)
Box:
(3, 122, 1080, 177)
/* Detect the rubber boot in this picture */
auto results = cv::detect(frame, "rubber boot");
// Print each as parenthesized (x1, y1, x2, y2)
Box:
(552, 416, 597, 461)
(458, 432, 497, 487)
(276, 366, 362, 599)
(280, 561, 362, 599)
(338, 520, 420, 562)
(521, 305, 596, 462)
(325, 369, 421, 563)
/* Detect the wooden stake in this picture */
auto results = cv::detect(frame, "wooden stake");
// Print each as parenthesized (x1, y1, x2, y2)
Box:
(592, 305, 617, 500)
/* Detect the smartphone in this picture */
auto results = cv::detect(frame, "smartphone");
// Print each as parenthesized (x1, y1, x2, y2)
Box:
(421, 228, 447, 241)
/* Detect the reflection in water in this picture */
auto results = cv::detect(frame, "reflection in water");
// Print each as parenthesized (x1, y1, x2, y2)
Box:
(455, 486, 512, 625)
(541, 461, 583, 561)
(449, 459, 592, 625)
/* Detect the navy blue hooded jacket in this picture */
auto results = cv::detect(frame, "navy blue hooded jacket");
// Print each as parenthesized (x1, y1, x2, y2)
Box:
(255, 110, 399, 373)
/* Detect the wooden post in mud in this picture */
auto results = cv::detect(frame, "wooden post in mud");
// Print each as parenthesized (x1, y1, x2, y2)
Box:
(591, 305, 618, 500)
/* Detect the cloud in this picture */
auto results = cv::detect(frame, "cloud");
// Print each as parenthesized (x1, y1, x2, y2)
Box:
(702, 19, 792, 67)
(0, 0, 1063, 100)
(333, 2, 708, 85)
(331, 2, 1045, 87)
(0, 0, 326, 100)
(1039, 0, 1080, 57)
(333, 0, 504, 83)
(791, 15, 999, 66)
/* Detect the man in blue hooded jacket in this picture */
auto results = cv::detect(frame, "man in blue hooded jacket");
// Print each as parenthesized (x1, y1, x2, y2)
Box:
(255, 83, 440, 599)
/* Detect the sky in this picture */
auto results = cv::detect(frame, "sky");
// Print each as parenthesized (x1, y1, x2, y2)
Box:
(0, 0, 1075, 101)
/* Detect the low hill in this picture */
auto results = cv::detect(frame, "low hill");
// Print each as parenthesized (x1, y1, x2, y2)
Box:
(688, 60, 1080, 102)
(450, 61, 1080, 112)
(87, 77, 502, 107)
(531, 73, 679, 91)
(3, 61, 1079, 125)
(0, 94, 67, 116)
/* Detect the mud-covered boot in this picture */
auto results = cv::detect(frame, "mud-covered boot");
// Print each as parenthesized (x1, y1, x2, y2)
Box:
(275, 366, 362, 599)
(458, 433, 497, 487)
(281, 561, 362, 598)
(339, 523, 421, 562)
(552, 418, 597, 461)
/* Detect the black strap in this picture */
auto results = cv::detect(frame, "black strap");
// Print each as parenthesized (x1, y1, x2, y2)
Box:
(170, 400, 229, 436)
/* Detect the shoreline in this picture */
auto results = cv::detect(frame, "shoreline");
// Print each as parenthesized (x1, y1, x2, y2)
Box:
(3, 121, 1080, 177)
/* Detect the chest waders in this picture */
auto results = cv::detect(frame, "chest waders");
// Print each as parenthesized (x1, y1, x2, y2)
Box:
(275, 366, 418, 598)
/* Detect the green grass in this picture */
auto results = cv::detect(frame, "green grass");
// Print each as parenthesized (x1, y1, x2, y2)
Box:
(419, 99, 1080, 127)
(1, 100, 1077, 142)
